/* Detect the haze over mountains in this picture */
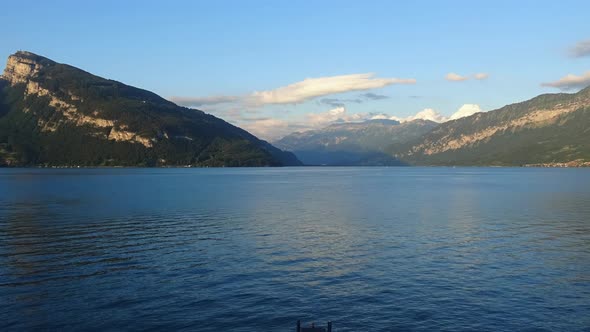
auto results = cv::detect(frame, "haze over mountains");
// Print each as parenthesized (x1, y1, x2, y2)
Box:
(274, 119, 438, 165)
(0, 51, 301, 167)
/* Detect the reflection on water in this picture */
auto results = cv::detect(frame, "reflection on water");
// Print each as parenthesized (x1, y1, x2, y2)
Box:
(1, 167, 590, 331)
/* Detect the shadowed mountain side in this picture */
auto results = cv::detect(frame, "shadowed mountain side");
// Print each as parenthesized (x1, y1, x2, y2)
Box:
(0, 51, 301, 167)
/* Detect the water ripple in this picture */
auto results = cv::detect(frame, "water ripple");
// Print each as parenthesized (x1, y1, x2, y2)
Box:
(1, 167, 590, 331)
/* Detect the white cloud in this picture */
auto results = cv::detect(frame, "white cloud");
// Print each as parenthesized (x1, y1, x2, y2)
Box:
(305, 107, 377, 127)
(473, 73, 489, 80)
(446, 72, 489, 82)
(570, 39, 590, 58)
(239, 118, 291, 141)
(380, 108, 447, 123)
(446, 72, 469, 82)
(406, 108, 449, 122)
(369, 114, 390, 120)
(306, 107, 347, 126)
(249, 73, 415, 105)
(541, 71, 590, 91)
(170, 73, 415, 109)
(449, 104, 482, 120)
(377, 104, 483, 124)
(237, 107, 377, 140)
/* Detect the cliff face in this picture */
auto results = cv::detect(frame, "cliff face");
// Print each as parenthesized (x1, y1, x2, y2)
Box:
(1, 51, 46, 85)
(0, 51, 301, 167)
(408, 93, 590, 156)
(390, 87, 590, 165)
(1, 51, 155, 147)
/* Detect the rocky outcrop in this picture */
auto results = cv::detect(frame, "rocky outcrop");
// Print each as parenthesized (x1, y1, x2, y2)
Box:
(1, 51, 154, 147)
(0, 51, 301, 166)
(108, 128, 154, 147)
(390, 87, 590, 165)
(1, 51, 44, 85)
(410, 103, 583, 156)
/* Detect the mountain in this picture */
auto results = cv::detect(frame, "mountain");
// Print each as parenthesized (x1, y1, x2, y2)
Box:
(390, 87, 590, 166)
(274, 119, 438, 165)
(0, 51, 301, 167)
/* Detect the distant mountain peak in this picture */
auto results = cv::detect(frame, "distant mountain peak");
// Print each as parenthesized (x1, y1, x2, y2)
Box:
(324, 118, 401, 129)
(364, 118, 401, 125)
(274, 117, 438, 166)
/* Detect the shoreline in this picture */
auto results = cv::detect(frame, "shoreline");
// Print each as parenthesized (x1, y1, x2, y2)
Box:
(1, 163, 589, 169)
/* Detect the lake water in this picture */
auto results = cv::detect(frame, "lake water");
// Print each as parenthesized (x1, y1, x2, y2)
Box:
(1, 167, 589, 331)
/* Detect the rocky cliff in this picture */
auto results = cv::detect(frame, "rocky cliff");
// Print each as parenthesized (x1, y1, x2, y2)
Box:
(0, 51, 301, 167)
(390, 87, 590, 165)
(2, 51, 45, 84)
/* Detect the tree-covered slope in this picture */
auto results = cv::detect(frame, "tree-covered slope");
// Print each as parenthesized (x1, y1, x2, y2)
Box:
(0, 51, 301, 167)
(390, 87, 590, 166)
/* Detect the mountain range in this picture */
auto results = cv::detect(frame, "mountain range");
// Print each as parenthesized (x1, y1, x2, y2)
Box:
(0, 51, 301, 167)
(277, 86, 590, 166)
(1, 51, 588, 167)
(274, 87, 590, 166)
(390, 87, 590, 166)
(274, 119, 437, 165)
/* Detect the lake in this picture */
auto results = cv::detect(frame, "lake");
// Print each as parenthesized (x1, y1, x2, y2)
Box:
(1, 167, 589, 331)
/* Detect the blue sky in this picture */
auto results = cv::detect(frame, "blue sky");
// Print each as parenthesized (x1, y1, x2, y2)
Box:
(1, 0, 589, 139)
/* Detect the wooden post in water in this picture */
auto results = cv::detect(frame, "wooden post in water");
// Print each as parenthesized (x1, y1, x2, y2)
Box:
(297, 320, 301, 332)
(327, 321, 332, 332)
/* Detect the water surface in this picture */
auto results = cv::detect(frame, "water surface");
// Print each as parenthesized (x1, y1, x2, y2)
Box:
(1, 167, 589, 331)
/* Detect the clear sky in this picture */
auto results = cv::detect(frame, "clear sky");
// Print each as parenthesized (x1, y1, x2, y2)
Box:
(1, 0, 589, 139)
